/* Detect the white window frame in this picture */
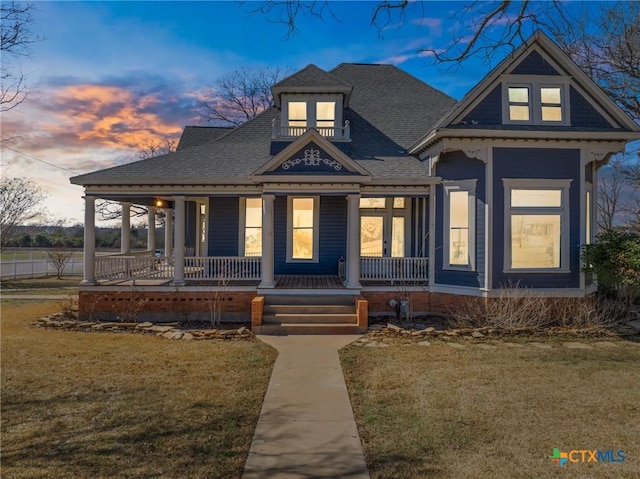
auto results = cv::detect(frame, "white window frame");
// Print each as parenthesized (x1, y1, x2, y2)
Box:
(503, 179, 572, 273)
(286, 195, 320, 263)
(585, 182, 593, 246)
(502, 75, 570, 126)
(238, 197, 263, 256)
(281, 94, 342, 134)
(443, 180, 476, 271)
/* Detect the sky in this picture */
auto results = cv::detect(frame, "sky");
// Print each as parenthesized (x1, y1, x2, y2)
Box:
(0, 0, 632, 225)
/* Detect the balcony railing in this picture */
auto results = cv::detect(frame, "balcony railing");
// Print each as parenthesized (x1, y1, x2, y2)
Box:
(360, 257, 429, 282)
(94, 256, 261, 281)
(272, 119, 350, 140)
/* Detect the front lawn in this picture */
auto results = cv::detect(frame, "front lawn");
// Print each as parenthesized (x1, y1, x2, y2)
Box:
(341, 338, 640, 479)
(1, 301, 276, 479)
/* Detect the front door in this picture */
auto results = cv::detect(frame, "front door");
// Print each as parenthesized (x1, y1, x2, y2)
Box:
(359, 198, 407, 257)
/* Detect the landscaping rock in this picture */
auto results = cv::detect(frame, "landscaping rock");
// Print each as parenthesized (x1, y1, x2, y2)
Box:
(182, 333, 194, 341)
(424, 327, 436, 333)
(471, 331, 484, 338)
(149, 325, 173, 333)
(502, 342, 524, 348)
(387, 323, 401, 332)
(237, 327, 249, 335)
(169, 331, 184, 340)
(417, 341, 431, 347)
(136, 322, 153, 329)
(529, 342, 552, 349)
(447, 343, 466, 349)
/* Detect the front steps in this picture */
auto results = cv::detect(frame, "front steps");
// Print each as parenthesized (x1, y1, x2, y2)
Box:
(254, 295, 367, 335)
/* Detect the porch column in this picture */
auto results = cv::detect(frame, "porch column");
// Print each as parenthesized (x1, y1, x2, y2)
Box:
(121, 202, 131, 254)
(82, 196, 96, 284)
(259, 194, 276, 288)
(345, 193, 361, 288)
(164, 208, 173, 259)
(172, 196, 185, 285)
(147, 206, 156, 252)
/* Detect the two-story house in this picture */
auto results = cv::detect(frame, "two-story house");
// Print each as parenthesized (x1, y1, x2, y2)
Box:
(71, 31, 639, 333)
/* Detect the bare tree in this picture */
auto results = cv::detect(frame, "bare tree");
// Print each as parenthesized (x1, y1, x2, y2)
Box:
(96, 137, 176, 221)
(47, 248, 73, 279)
(198, 67, 288, 126)
(1, 1, 39, 111)
(0, 175, 46, 251)
(598, 158, 625, 232)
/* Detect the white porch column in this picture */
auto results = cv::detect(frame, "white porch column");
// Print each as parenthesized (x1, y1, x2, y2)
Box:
(164, 208, 173, 259)
(259, 194, 276, 288)
(82, 196, 96, 284)
(345, 193, 361, 288)
(147, 206, 156, 252)
(172, 196, 186, 285)
(121, 202, 131, 254)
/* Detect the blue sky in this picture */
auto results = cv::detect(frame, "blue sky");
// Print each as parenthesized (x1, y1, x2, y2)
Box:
(0, 0, 619, 223)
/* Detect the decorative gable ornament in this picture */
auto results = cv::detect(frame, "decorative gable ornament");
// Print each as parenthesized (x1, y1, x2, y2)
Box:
(282, 148, 343, 171)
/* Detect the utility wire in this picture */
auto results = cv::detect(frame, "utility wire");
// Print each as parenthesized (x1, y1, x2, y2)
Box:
(2, 145, 80, 174)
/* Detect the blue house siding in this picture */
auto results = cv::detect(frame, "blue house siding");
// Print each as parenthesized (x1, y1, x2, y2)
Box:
(434, 151, 486, 288)
(569, 86, 612, 129)
(511, 50, 561, 76)
(208, 197, 239, 256)
(185, 201, 197, 249)
(461, 85, 502, 126)
(274, 196, 347, 275)
(492, 148, 581, 289)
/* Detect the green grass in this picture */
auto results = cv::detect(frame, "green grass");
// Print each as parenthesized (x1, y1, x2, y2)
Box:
(341, 338, 640, 479)
(1, 302, 277, 478)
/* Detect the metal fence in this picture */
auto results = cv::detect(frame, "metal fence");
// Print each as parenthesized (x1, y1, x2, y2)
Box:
(1, 252, 84, 279)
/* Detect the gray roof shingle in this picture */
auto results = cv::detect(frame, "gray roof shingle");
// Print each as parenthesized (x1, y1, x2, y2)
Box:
(272, 64, 351, 90)
(177, 126, 235, 150)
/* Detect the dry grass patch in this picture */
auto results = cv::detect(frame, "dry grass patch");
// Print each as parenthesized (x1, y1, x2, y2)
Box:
(1, 276, 81, 295)
(341, 339, 640, 479)
(1, 301, 276, 479)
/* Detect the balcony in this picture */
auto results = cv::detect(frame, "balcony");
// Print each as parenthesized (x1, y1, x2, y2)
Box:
(271, 119, 350, 141)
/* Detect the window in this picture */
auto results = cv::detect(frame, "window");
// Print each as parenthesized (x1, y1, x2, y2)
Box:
(444, 182, 476, 269)
(287, 196, 319, 262)
(503, 179, 571, 271)
(285, 99, 337, 135)
(288, 101, 307, 128)
(359, 197, 409, 257)
(508, 86, 530, 121)
(240, 198, 262, 256)
(504, 79, 568, 125)
(316, 101, 335, 129)
(540, 87, 562, 122)
(359, 197, 387, 209)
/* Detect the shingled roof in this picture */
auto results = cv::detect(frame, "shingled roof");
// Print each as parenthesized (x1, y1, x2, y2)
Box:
(70, 63, 457, 187)
(177, 126, 234, 150)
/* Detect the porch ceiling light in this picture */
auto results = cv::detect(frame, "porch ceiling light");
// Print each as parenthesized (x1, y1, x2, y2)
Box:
(155, 199, 163, 207)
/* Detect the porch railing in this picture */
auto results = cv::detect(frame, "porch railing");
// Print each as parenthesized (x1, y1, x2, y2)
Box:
(360, 257, 428, 282)
(95, 255, 172, 280)
(272, 120, 350, 140)
(94, 256, 261, 281)
(184, 256, 261, 280)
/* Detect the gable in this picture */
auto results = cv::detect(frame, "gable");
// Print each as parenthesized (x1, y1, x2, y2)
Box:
(510, 50, 561, 76)
(266, 141, 359, 175)
(252, 128, 370, 181)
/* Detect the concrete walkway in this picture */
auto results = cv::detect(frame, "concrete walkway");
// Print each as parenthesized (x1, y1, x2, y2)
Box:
(243, 335, 370, 479)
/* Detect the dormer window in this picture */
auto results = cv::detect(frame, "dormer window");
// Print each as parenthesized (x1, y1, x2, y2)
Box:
(288, 101, 307, 129)
(504, 78, 569, 125)
(275, 95, 348, 140)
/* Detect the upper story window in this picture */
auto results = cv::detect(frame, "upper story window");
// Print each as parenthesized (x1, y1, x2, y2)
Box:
(277, 94, 347, 139)
(443, 181, 476, 270)
(503, 77, 569, 126)
(288, 102, 307, 128)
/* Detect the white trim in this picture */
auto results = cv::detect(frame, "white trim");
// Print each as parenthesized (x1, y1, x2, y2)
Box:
(485, 148, 493, 291)
(443, 180, 477, 271)
(502, 178, 572, 273)
(428, 184, 436, 287)
(286, 195, 320, 263)
(281, 94, 343, 132)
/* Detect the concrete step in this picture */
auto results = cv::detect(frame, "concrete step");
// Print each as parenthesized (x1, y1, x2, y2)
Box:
(263, 313, 358, 324)
(256, 323, 367, 335)
(264, 304, 354, 315)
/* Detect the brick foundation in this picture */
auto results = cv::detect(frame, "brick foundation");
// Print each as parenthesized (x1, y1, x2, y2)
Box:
(79, 290, 257, 322)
